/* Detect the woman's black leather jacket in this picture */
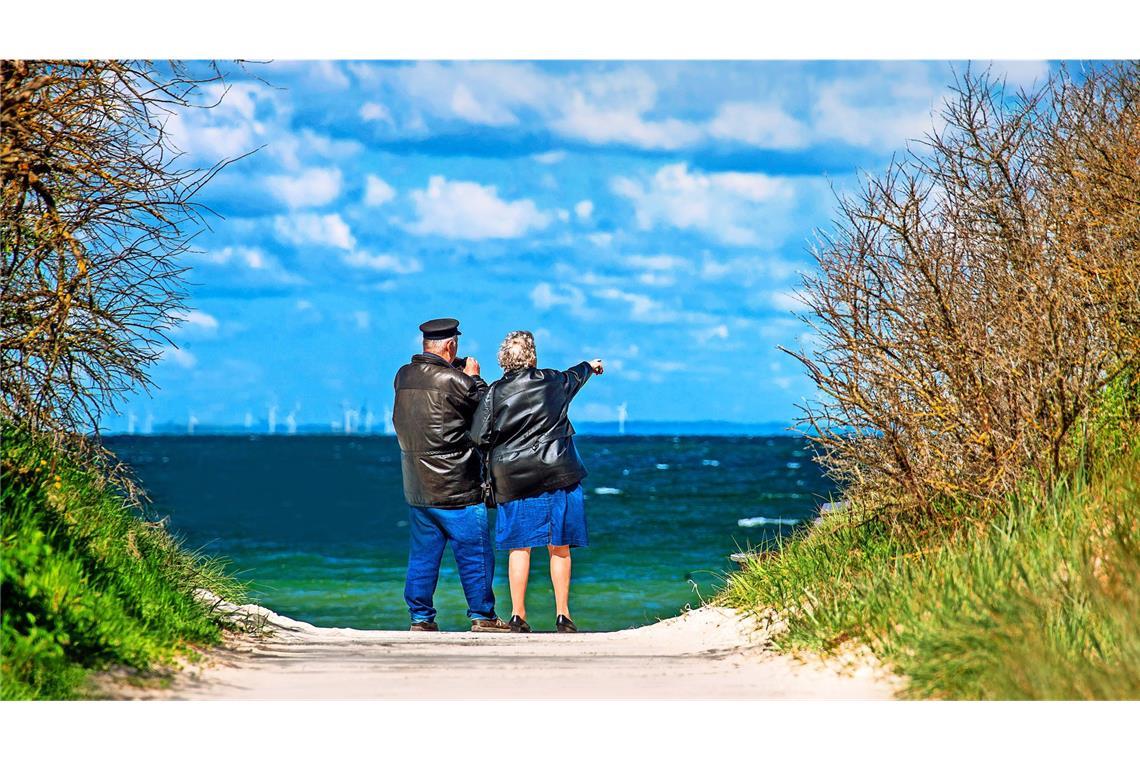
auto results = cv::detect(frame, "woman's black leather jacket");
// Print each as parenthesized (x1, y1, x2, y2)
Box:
(470, 361, 593, 504)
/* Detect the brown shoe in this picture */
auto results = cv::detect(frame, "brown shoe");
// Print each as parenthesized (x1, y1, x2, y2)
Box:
(410, 620, 439, 632)
(470, 617, 511, 633)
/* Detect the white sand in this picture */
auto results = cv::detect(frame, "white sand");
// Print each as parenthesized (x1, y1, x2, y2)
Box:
(105, 592, 899, 699)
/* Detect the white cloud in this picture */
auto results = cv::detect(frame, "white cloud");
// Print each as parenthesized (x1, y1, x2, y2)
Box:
(342, 250, 422, 274)
(363, 174, 396, 206)
(265, 167, 342, 209)
(532, 150, 567, 164)
(197, 245, 303, 285)
(698, 250, 799, 283)
(364, 63, 713, 151)
(359, 101, 393, 124)
(769, 290, 805, 311)
(274, 213, 355, 250)
(268, 60, 350, 90)
(574, 200, 593, 221)
(612, 163, 795, 245)
(264, 130, 361, 174)
(172, 309, 219, 333)
(407, 176, 551, 239)
(531, 282, 587, 314)
(694, 324, 730, 343)
(707, 102, 809, 149)
(165, 81, 281, 163)
(162, 346, 197, 369)
(384, 61, 552, 127)
(638, 272, 676, 287)
(313, 61, 350, 89)
(341, 61, 978, 157)
(352, 310, 371, 330)
(985, 60, 1051, 90)
(200, 246, 264, 269)
(554, 91, 702, 150)
(810, 66, 942, 150)
(450, 84, 519, 126)
(596, 287, 669, 323)
(548, 68, 707, 150)
(624, 254, 687, 271)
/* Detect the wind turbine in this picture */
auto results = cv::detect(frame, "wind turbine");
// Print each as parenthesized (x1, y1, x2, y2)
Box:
(268, 403, 278, 435)
(617, 401, 628, 436)
(342, 403, 358, 435)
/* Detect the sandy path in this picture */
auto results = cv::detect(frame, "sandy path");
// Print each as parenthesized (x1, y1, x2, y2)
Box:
(105, 592, 898, 700)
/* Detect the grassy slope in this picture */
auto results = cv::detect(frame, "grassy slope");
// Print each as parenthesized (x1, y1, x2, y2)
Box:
(721, 394, 1140, 699)
(1, 426, 241, 699)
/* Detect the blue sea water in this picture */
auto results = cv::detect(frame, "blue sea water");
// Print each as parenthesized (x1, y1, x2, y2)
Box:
(105, 435, 832, 632)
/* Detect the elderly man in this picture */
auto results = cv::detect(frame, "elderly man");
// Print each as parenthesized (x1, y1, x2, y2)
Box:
(392, 318, 509, 632)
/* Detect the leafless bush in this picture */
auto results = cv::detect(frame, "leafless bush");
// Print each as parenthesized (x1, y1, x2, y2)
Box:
(1, 59, 247, 441)
(787, 63, 1140, 518)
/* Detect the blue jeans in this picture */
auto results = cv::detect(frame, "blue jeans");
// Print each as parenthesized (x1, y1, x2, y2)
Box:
(404, 503, 497, 623)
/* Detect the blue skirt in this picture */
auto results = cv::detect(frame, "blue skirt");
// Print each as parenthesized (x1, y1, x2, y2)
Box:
(496, 484, 589, 550)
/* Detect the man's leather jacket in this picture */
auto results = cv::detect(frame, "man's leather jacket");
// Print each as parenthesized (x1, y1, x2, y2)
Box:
(392, 352, 488, 507)
(470, 361, 593, 504)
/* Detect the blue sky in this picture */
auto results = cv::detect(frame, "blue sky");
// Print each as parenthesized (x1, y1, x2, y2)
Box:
(110, 60, 1053, 433)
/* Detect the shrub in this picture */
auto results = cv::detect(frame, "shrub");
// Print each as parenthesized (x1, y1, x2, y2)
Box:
(787, 63, 1140, 518)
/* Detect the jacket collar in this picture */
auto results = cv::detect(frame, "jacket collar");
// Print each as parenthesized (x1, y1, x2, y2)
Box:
(412, 352, 451, 368)
(500, 365, 537, 382)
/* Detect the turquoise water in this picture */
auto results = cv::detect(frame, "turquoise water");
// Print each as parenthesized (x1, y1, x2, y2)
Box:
(106, 435, 831, 632)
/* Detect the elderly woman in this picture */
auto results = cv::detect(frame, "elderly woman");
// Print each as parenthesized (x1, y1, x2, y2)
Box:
(470, 331, 603, 633)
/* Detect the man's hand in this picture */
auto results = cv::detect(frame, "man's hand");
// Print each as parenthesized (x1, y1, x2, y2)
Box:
(463, 357, 481, 377)
(588, 359, 604, 375)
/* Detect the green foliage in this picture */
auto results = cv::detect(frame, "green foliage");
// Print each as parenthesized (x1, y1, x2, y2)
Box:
(1, 425, 243, 699)
(721, 380, 1140, 699)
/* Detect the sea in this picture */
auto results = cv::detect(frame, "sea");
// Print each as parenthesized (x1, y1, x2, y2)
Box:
(105, 434, 833, 632)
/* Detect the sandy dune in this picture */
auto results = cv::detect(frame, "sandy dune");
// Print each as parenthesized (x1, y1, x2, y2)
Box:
(108, 592, 898, 699)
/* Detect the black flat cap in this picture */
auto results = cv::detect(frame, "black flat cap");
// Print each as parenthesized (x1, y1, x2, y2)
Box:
(419, 317, 462, 340)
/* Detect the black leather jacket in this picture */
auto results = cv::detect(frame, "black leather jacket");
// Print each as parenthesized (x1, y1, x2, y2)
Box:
(392, 352, 488, 507)
(470, 361, 593, 504)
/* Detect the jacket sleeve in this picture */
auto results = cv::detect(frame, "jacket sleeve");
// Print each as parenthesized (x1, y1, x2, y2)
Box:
(469, 384, 495, 448)
(562, 361, 593, 400)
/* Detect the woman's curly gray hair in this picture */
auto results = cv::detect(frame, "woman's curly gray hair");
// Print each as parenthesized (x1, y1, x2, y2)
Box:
(498, 330, 537, 373)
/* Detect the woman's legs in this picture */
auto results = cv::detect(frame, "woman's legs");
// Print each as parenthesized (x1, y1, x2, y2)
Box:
(548, 544, 572, 618)
(508, 548, 532, 619)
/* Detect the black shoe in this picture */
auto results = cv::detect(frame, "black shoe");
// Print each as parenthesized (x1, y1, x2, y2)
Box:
(508, 615, 531, 633)
(555, 614, 577, 633)
(410, 620, 439, 632)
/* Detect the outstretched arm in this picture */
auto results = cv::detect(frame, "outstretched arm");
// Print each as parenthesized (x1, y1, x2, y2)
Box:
(563, 359, 603, 399)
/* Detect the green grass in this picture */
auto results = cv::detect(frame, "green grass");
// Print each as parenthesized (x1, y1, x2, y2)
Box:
(1, 425, 243, 700)
(720, 390, 1140, 699)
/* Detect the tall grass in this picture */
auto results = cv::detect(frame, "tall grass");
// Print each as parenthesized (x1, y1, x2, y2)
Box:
(721, 381, 1140, 699)
(1, 425, 244, 699)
